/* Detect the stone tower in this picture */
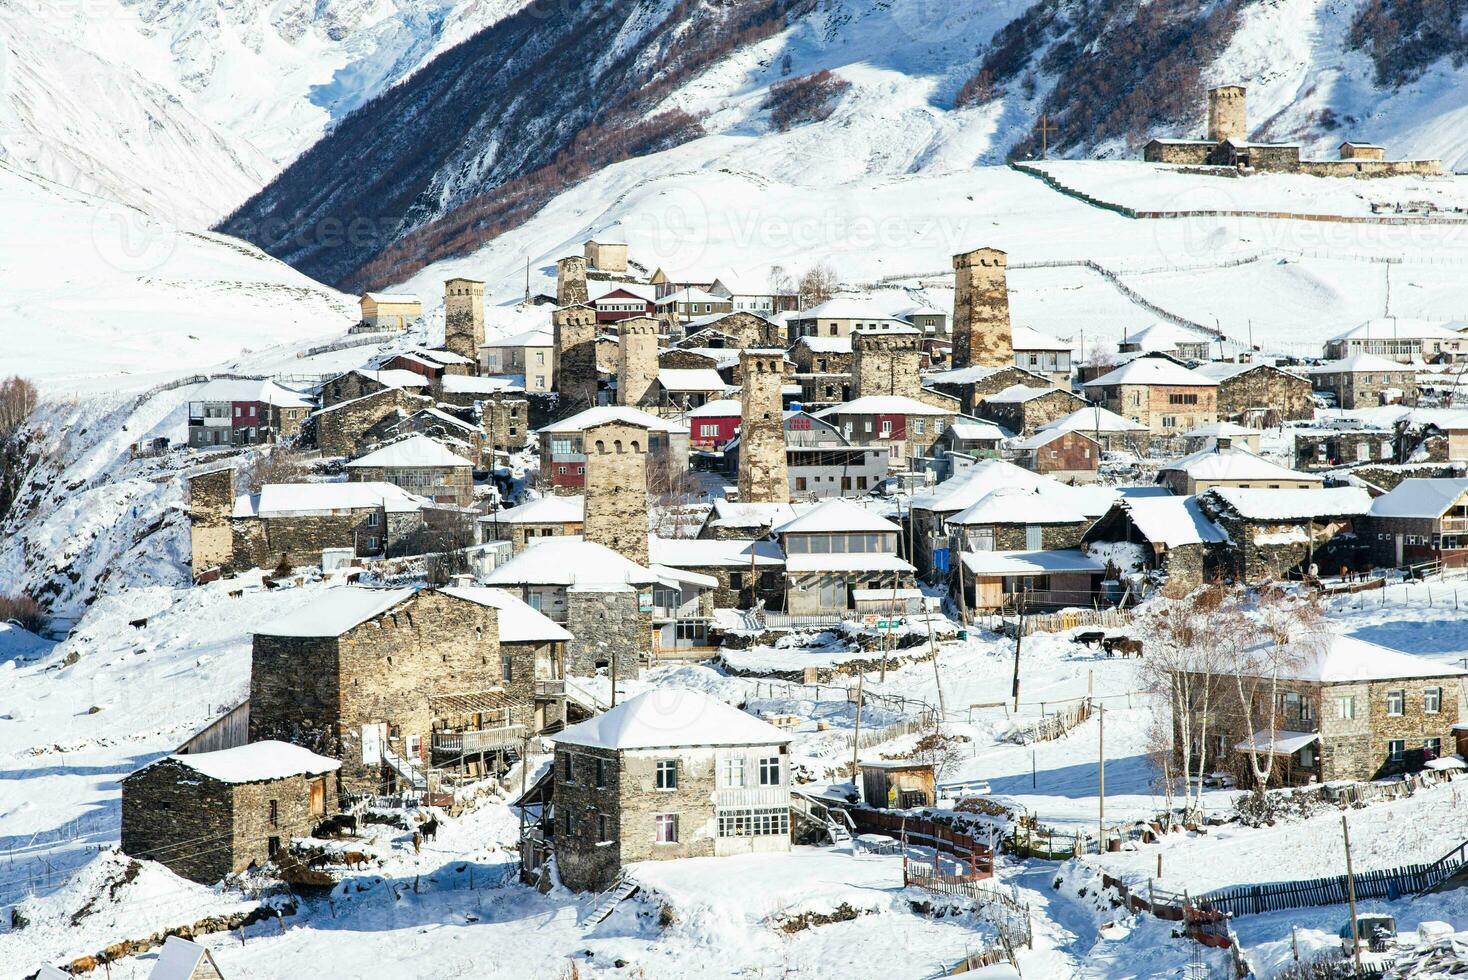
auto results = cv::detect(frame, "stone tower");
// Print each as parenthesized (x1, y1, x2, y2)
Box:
(951, 247, 1013, 369)
(1208, 85, 1247, 142)
(852, 328, 922, 399)
(556, 255, 589, 307)
(553, 304, 599, 410)
(443, 278, 485, 364)
(581, 420, 650, 566)
(616, 316, 660, 408)
(738, 350, 790, 504)
(187, 465, 235, 580)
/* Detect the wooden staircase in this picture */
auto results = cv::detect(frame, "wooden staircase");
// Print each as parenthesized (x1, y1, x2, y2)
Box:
(790, 792, 855, 847)
(583, 871, 640, 926)
(1415, 838, 1468, 897)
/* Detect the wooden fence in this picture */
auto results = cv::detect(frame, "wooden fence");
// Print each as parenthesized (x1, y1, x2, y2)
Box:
(1196, 862, 1439, 918)
(1007, 698, 1093, 745)
(1020, 607, 1132, 636)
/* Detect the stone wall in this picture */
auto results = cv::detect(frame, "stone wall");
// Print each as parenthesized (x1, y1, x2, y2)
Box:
(958, 521, 1089, 551)
(1217, 367, 1313, 423)
(553, 744, 623, 891)
(952, 247, 1012, 369)
(1320, 677, 1465, 781)
(582, 420, 651, 565)
(617, 747, 718, 865)
(188, 467, 236, 579)
(616, 317, 660, 408)
(553, 305, 599, 412)
(507, 521, 582, 554)
(230, 508, 388, 571)
(1299, 159, 1444, 178)
(321, 372, 392, 408)
(978, 389, 1085, 435)
(556, 256, 589, 307)
(927, 366, 1051, 415)
(739, 351, 790, 504)
(348, 464, 474, 508)
(852, 332, 922, 398)
(1144, 141, 1213, 165)
(565, 587, 646, 679)
(315, 388, 430, 457)
(1311, 370, 1418, 410)
(480, 393, 529, 454)
(444, 278, 486, 363)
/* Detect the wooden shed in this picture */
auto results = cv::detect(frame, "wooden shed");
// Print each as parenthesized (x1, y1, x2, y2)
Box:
(860, 759, 935, 809)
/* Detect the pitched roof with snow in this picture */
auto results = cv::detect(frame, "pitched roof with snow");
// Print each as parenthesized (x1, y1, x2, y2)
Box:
(1122, 321, 1212, 351)
(238, 481, 434, 518)
(190, 378, 315, 408)
(911, 459, 1116, 517)
(961, 548, 1104, 576)
(338, 368, 430, 389)
(441, 374, 525, 396)
(148, 936, 224, 980)
(796, 335, 854, 355)
(1262, 633, 1468, 684)
(689, 398, 743, 418)
(774, 497, 901, 535)
(345, 434, 473, 469)
(650, 537, 784, 568)
(658, 368, 730, 393)
(1183, 421, 1259, 439)
(1369, 478, 1468, 519)
(794, 297, 904, 321)
(948, 487, 1092, 526)
(1106, 496, 1226, 548)
(481, 327, 554, 348)
(257, 587, 417, 637)
(1011, 325, 1073, 352)
(438, 586, 574, 643)
(1085, 358, 1219, 388)
(490, 494, 585, 525)
(981, 384, 1071, 405)
(483, 538, 658, 587)
(814, 395, 957, 418)
(362, 292, 420, 305)
(947, 420, 1009, 441)
(149, 741, 341, 784)
(553, 689, 790, 750)
(1038, 406, 1149, 435)
(1159, 446, 1322, 484)
(704, 500, 813, 529)
(540, 405, 687, 434)
(1202, 486, 1373, 521)
(1330, 318, 1463, 343)
(1306, 353, 1416, 374)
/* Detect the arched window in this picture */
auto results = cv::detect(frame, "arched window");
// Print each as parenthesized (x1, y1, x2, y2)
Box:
(631, 440, 641, 452)
(595, 440, 606, 453)
(614, 440, 624, 453)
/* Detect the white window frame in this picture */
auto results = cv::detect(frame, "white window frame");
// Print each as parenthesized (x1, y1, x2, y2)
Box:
(655, 759, 678, 791)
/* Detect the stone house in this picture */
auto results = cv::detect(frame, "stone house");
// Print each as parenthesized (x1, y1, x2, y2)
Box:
(1009, 429, 1100, 483)
(977, 385, 1088, 437)
(790, 335, 853, 408)
(773, 498, 915, 614)
(583, 235, 629, 274)
(1118, 322, 1213, 362)
(945, 486, 1094, 554)
(362, 405, 486, 468)
(475, 390, 530, 455)
(655, 287, 733, 324)
(186, 379, 314, 449)
(1177, 633, 1467, 785)
(655, 368, 731, 412)
(650, 537, 786, 610)
(1010, 325, 1075, 386)
(1292, 424, 1398, 471)
(478, 328, 556, 392)
(786, 297, 909, 342)
(527, 690, 791, 892)
(1156, 445, 1323, 496)
(958, 549, 1105, 611)
(484, 537, 658, 677)
(894, 304, 948, 337)
(380, 348, 475, 383)
(359, 292, 422, 331)
(1193, 361, 1314, 425)
(707, 276, 800, 318)
(1082, 357, 1220, 435)
(439, 374, 527, 406)
(312, 386, 432, 458)
(696, 500, 812, 541)
(1324, 318, 1468, 364)
(345, 434, 476, 508)
(1082, 495, 1227, 593)
(121, 741, 339, 884)
(249, 587, 544, 793)
(319, 368, 429, 409)
(1033, 406, 1149, 453)
(679, 309, 786, 346)
(1197, 486, 1374, 584)
(723, 410, 888, 500)
(1306, 353, 1419, 409)
(923, 364, 1054, 416)
(485, 494, 584, 553)
(814, 394, 957, 472)
(1365, 478, 1468, 570)
(538, 406, 689, 496)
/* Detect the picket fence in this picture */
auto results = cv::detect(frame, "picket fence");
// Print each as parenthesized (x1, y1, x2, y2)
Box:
(1007, 698, 1093, 746)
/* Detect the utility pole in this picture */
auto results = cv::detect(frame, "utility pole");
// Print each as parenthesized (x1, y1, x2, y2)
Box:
(925, 601, 946, 720)
(1037, 114, 1059, 160)
(850, 672, 866, 793)
(1343, 814, 1363, 975)
(1098, 704, 1106, 854)
(1011, 598, 1025, 712)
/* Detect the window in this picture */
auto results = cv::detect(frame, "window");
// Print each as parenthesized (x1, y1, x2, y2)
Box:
(268, 836, 280, 858)
(1167, 393, 1199, 405)
(268, 799, 278, 828)
(563, 753, 575, 783)
(759, 756, 781, 786)
(365, 511, 380, 527)
(1425, 737, 1442, 759)
(655, 814, 679, 843)
(655, 759, 677, 790)
(564, 809, 575, 836)
(795, 477, 807, 491)
(1425, 686, 1442, 714)
(729, 571, 744, 590)
(700, 424, 720, 437)
(595, 758, 609, 788)
(722, 757, 746, 788)
(915, 419, 926, 436)
(716, 807, 790, 838)
(501, 654, 513, 683)
(598, 813, 613, 842)
(880, 420, 893, 436)
(1386, 689, 1405, 716)
(1388, 739, 1405, 763)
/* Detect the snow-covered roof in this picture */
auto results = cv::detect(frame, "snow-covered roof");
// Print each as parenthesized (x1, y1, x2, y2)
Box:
(1202, 486, 1373, 520)
(345, 434, 472, 469)
(1330, 318, 1463, 343)
(775, 498, 901, 534)
(1011, 325, 1073, 352)
(553, 689, 790, 750)
(589, 281, 657, 303)
(1159, 446, 1322, 484)
(1110, 496, 1226, 547)
(1010, 429, 1093, 451)
(658, 368, 729, 393)
(405, 347, 475, 366)
(149, 936, 223, 980)
(656, 286, 725, 306)
(189, 378, 314, 408)
(649, 537, 784, 568)
(491, 494, 584, 525)
(796, 335, 854, 355)
(1122, 321, 1212, 351)
(541, 405, 687, 434)
(585, 227, 627, 246)
(1369, 478, 1468, 519)
(947, 420, 1009, 441)
(238, 482, 433, 518)
(960, 549, 1104, 576)
(784, 553, 916, 573)
(1234, 730, 1319, 756)
(441, 374, 524, 396)
(481, 327, 554, 348)
(335, 368, 430, 390)
(405, 406, 481, 433)
(1306, 353, 1416, 374)
(483, 538, 658, 587)
(1084, 358, 1219, 388)
(688, 398, 742, 418)
(157, 740, 341, 784)
(258, 587, 417, 637)
(981, 384, 1069, 405)
(924, 365, 1017, 386)
(1268, 633, 1468, 683)
(362, 292, 420, 305)
(912, 459, 1116, 517)
(949, 487, 1092, 526)
(794, 297, 904, 322)
(1183, 421, 1259, 439)
(1189, 360, 1291, 383)
(705, 500, 813, 529)
(1038, 406, 1149, 435)
(814, 395, 957, 418)
(438, 586, 574, 643)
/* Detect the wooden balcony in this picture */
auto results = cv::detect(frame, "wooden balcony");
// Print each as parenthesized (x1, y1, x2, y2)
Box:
(431, 725, 525, 756)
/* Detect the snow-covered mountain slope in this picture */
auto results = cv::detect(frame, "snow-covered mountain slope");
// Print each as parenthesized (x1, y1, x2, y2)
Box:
(0, 162, 354, 394)
(0, 0, 524, 223)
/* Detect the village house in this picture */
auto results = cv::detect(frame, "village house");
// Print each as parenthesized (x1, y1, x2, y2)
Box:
(1197, 486, 1374, 584)
(187, 379, 314, 449)
(773, 498, 915, 614)
(1182, 421, 1260, 453)
(645, 564, 719, 654)
(1082, 494, 1227, 593)
(707, 275, 800, 317)
(1082, 357, 1220, 435)
(583, 234, 629, 274)
(344, 434, 476, 508)
(249, 587, 558, 792)
(1365, 478, 1468, 570)
(946, 486, 1095, 553)
(591, 284, 658, 324)
(479, 327, 556, 392)
(1119, 322, 1214, 362)
(649, 537, 786, 610)
(1292, 422, 1398, 471)
(1178, 633, 1467, 785)
(932, 417, 1008, 468)
(790, 335, 853, 408)
(121, 741, 339, 884)
(319, 368, 429, 409)
(1009, 429, 1101, 483)
(895, 303, 948, 337)
(977, 385, 1089, 437)
(358, 292, 422, 331)
(688, 399, 742, 452)
(649, 268, 718, 299)
(521, 689, 792, 892)
(1307, 353, 1419, 409)
(361, 405, 486, 468)
(379, 348, 475, 383)
(1325, 319, 1468, 364)
(923, 364, 1054, 416)
(1155, 444, 1322, 496)
(656, 286, 733, 324)
(696, 500, 813, 541)
(860, 759, 936, 808)
(483, 494, 584, 553)
(438, 374, 526, 406)
(1010, 325, 1075, 386)
(814, 394, 957, 472)
(1193, 361, 1315, 425)
(1034, 405, 1149, 453)
(142, 937, 226, 980)
(680, 310, 786, 348)
(654, 368, 731, 412)
(538, 406, 689, 495)
(786, 297, 910, 342)
(312, 386, 433, 458)
(724, 410, 888, 500)
(958, 549, 1105, 611)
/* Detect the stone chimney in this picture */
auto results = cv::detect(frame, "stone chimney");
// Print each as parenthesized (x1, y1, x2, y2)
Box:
(738, 350, 791, 504)
(443, 278, 485, 365)
(552, 304, 599, 411)
(187, 466, 236, 580)
(556, 255, 589, 307)
(581, 420, 650, 566)
(852, 328, 922, 398)
(616, 316, 660, 408)
(951, 247, 1012, 369)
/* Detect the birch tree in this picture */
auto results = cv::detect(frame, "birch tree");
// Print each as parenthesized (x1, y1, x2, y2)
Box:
(1229, 589, 1321, 796)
